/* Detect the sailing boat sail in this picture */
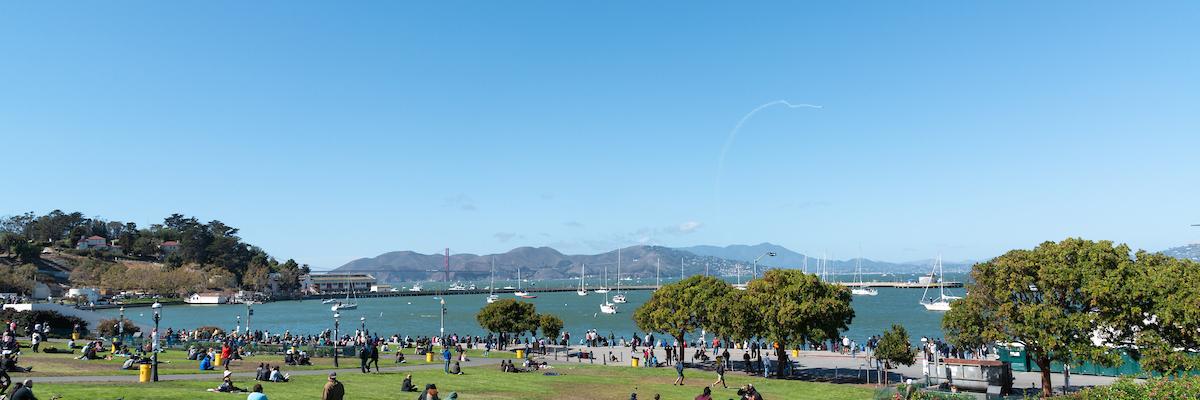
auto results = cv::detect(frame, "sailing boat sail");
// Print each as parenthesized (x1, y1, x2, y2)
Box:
(851, 256, 878, 296)
(594, 258, 610, 293)
(612, 248, 627, 303)
(487, 257, 500, 304)
(919, 256, 958, 311)
(577, 263, 588, 296)
(337, 275, 358, 310)
(513, 265, 535, 298)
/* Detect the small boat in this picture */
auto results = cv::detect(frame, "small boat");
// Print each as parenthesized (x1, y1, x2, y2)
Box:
(593, 288, 610, 294)
(409, 283, 423, 292)
(851, 257, 878, 296)
(600, 302, 617, 314)
(732, 283, 748, 291)
(321, 298, 338, 304)
(519, 294, 538, 299)
(468, 284, 477, 290)
(612, 249, 627, 304)
(448, 282, 467, 291)
(487, 294, 500, 303)
(336, 276, 358, 310)
(513, 266, 530, 297)
(920, 256, 957, 311)
(611, 294, 627, 304)
(486, 258, 500, 304)
(335, 302, 357, 310)
(577, 264, 589, 296)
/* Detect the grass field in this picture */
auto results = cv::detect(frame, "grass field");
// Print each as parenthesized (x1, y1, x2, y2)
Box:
(17, 340, 512, 377)
(33, 364, 877, 400)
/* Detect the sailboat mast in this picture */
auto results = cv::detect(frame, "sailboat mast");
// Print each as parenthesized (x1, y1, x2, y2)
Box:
(617, 247, 621, 294)
(656, 257, 660, 288)
(490, 257, 495, 295)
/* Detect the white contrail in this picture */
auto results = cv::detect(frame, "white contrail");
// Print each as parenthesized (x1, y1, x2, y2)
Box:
(715, 100, 822, 208)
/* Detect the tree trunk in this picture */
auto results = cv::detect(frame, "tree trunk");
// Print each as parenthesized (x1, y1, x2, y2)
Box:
(775, 345, 788, 378)
(677, 332, 686, 366)
(1036, 356, 1052, 398)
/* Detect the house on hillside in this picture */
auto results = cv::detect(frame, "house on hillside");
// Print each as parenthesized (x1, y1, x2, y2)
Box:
(76, 236, 109, 250)
(185, 292, 228, 304)
(160, 241, 180, 254)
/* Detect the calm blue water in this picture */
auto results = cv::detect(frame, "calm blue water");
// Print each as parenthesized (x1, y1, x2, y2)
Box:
(100, 273, 967, 346)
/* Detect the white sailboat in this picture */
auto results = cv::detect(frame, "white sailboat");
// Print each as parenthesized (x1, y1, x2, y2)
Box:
(409, 282, 423, 292)
(336, 276, 358, 310)
(599, 287, 618, 314)
(577, 263, 588, 296)
(593, 258, 611, 293)
(733, 264, 748, 290)
(920, 256, 959, 311)
(513, 266, 535, 298)
(611, 248, 627, 303)
(486, 257, 500, 304)
(851, 256, 878, 296)
(448, 282, 467, 291)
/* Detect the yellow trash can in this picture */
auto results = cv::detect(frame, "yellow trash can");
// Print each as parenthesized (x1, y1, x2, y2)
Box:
(631, 358, 640, 367)
(139, 364, 152, 382)
(516, 349, 525, 359)
(72, 332, 80, 340)
(425, 352, 434, 363)
(214, 353, 223, 367)
(792, 349, 799, 357)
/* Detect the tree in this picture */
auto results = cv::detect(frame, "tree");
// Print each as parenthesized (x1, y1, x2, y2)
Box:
(1093, 251, 1200, 376)
(874, 324, 916, 384)
(476, 299, 539, 337)
(943, 238, 1126, 397)
(96, 318, 141, 338)
(539, 314, 564, 341)
(633, 275, 730, 364)
(744, 269, 855, 377)
(708, 289, 757, 343)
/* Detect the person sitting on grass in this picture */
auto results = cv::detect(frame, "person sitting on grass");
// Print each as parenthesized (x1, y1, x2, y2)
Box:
(8, 379, 34, 400)
(213, 371, 245, 393)
(121, 355, 143, 370)
(2, 355, 31, 373)
(269, 366, 289, 383)
(448, 361, 462, 375)
(400, 374, 418, 392)
(417, 383, 439, 400)
(255, 363, 267, 381)
(199, 352, 215, 371)
(188, 345, 199, 360)
(395, 351, 407, 364)
(247, 383, 267, 400)
(75, 342, 100, 360)
(295, 351, 312, 366)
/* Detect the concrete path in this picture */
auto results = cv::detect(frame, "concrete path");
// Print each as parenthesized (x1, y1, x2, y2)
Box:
(30, 357, 506, 384)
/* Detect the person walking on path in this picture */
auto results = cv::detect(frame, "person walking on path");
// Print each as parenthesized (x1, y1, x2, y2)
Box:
(713, 357, 727, 388)
(321, 372, 344, 400)
(368, 340, 380, 372)
(674, 359, 685, 385)
(358, 343, 370, 374)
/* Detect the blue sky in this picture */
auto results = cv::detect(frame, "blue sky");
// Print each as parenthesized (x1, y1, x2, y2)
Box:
(2, 1, 1197, 269)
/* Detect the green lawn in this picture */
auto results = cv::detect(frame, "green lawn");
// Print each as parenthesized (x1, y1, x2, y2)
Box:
(18, 340, 512, 377)
(34, 364, 876, 400)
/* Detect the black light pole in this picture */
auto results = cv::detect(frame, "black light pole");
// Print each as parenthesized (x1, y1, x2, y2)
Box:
(332, 305, 340, 368)
(246, 303, 253, 340)
(151, 301, 162, 382)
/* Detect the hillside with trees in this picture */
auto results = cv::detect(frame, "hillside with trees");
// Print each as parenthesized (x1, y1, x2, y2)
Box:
(0, 210, 308, 298)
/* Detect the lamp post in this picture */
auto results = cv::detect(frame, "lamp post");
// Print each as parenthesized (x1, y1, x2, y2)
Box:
(246, 303, 253, 339)
(752, 252, 777, 279)
(331, 305, 340, 368)
(118, 306, 125, 344)
(439, 298, 446, 339)
(360, 316, 366, 337)
(151, 301, 162, 382)
(236, 315, 241, 334)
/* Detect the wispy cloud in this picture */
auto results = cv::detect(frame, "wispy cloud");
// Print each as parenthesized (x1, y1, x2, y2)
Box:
(493, 232, 518, 242)
(564, 221, 584, 228)
(678, 221, 703, 234)
(443, 194, 477, 211)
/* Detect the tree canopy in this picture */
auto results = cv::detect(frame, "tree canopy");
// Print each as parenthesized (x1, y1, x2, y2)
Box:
(874, 324, 915, 384)
(476, 299, 540, 336)
(743, 269, 855, 377)
(943, 238, 1128, 397)
(539, 314, 564, 340)
(633, 275, 731, 363)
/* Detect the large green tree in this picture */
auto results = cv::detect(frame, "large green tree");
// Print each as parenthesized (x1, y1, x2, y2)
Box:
(1094, 251, 1200, 376)
(476, 299, 540, 337)
(874, 324, 916, 385)
(539, 314, 564, 341)
(943, 238, 1126, 397)
(633, 275, 730, 364)
(744, 269, 855, 377)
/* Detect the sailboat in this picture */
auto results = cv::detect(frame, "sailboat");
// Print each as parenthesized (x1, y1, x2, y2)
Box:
(513, 266, 536, 298)
(599, 288, 618, 314)
(487, 257, 500, 304)
(612, 248, 627, 303)
(920, 256, 959, 311)
(409, 282, 423, 292)
(336, 276, 358, 310)
(448, 282, 467, 291)
(577, 264, 588, 296)
(593, 259, 611, 293)
(733, 264, 748, 290)
(321, 298, 338, 304)
(851, 257, 878, 296)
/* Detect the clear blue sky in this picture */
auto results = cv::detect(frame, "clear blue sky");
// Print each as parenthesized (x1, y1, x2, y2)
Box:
(2, 1, 1197, 269)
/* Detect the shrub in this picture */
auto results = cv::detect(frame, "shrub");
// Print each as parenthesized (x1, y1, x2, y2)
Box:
(1066, 376, 1200, 400)
(95, 318, 141, 338)
(0, 308, 89, 338)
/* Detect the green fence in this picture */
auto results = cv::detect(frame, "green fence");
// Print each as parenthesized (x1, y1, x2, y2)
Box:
(995, 346, 1198, 378)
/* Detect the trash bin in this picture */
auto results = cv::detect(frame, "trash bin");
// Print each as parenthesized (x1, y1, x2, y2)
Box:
(792, 349, 799, 357)
(516, 349, 525, 359)
(426, 352, 434, 362)
(214, 353, 223, 367)
(631, 357, 640, 367)
(139, 364, 152, 382)
(72, 332, 80, 340)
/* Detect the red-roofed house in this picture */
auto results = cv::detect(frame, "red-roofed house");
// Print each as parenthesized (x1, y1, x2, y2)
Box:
(160, 240, 181, 254)
(76, 235, 109, 250)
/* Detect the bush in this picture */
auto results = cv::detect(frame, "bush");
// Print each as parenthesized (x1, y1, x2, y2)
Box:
(95, 318, 141, 338)
(194, 326, 223, 340)
(0, 309, 89, 338)
(1065, 376, 1200, 399)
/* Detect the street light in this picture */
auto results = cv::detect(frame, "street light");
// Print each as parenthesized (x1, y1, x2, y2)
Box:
(360, 316, 366, 335)
(151, 301, 162, 382)
(752, 252, 777, 279)
(118, 306, 125, 344)
(246, 303, 253, 339)
(236, 315, 241, 334)
(439, 298, 446, 339)
(331, 305, 340, 368)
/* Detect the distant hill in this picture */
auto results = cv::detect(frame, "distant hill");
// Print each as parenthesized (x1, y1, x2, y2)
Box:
(680, 243, 972, 274)
(334, 243, 976, 283)
(1162, 244, 1200, 262)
